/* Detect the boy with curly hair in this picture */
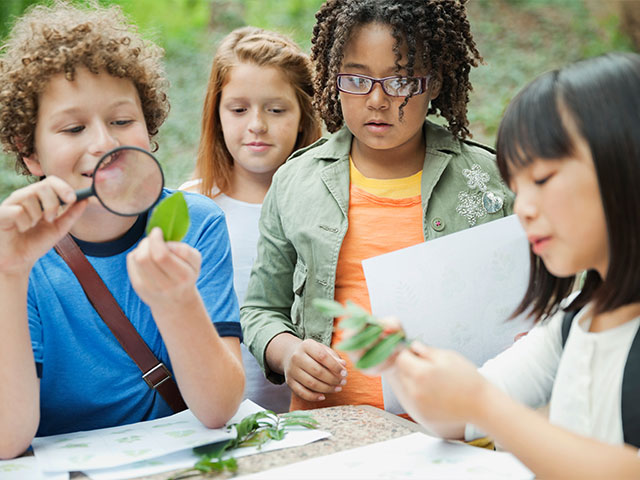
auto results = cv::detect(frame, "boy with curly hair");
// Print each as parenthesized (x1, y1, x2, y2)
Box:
(241, 0, 513, 412)
(0, 1, 243, 459)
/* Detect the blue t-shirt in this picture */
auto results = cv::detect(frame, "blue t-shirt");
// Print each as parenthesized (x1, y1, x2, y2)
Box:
(28, 189, 241, 436)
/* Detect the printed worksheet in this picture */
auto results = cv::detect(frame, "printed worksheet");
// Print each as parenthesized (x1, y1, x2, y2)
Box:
(31, 400, 256, 472)
(237, 432, 534, 479)
(363, 215, 533, 413)
(0, 456, 68, 480)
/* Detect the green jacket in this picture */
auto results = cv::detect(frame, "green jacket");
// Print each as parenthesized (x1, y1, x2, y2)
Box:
(241, 121, 514, 383)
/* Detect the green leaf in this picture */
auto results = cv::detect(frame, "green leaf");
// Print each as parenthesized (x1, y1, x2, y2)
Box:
(146, 191, 190, 241)
(356, 332, 406, 369)
(311, 298, 347, 318)
(335, 324, 383, 351)
(192, 439, 231, 458)
(338, 315, 368, 330)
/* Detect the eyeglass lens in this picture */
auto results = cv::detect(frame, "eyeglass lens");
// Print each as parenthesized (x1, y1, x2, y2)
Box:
(338, 75, 422, 96)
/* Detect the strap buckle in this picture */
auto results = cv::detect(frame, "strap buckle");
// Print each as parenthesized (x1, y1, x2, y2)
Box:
(142, 363, 172, 389)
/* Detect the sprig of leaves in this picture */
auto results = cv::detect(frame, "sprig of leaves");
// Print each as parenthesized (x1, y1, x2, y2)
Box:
(170, 410, 318, 479)
(146, 191, 190, 241)
(312, 299, 407, 369)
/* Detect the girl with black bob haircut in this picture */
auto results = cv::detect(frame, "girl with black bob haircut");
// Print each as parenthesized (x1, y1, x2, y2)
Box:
(369, 52, 640, 479)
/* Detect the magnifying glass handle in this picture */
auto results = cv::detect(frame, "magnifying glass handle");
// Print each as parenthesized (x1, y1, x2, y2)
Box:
(75, 186, 95, 201)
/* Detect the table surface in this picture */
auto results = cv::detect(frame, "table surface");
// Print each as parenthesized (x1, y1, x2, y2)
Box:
(69, 405, 428, 479)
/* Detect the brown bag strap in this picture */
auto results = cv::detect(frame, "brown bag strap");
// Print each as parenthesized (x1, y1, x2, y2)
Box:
(54, 234, 187, 413)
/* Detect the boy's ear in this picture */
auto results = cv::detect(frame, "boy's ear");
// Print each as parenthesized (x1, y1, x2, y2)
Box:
(23, 152, 44, 177)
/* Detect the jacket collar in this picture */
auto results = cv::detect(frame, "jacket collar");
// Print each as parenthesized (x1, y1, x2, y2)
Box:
(317, 120, 460, 216)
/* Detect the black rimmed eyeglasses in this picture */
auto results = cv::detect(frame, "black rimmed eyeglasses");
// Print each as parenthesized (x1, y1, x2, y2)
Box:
(336, 73, 429, 97)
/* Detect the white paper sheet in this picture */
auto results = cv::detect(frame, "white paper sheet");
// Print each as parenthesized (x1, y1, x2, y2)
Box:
(236, 432, 533, 479)
(32, 400, 260, 472)
(362, 215, 533, 413)
(84, 428, 331, 480)
(0, 456, 68, 480)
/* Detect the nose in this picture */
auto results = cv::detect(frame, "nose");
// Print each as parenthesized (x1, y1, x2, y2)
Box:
(87, 122, 119, 157)
(513, 188, 538, 223)
(365, 82, 389, 110)
(248, 110, 267, 134)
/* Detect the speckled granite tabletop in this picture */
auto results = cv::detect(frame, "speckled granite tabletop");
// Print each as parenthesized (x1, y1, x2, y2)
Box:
(70, 405, 427, 479)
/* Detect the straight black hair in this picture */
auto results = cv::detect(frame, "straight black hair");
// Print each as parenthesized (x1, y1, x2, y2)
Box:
(496, 52, 640, 320)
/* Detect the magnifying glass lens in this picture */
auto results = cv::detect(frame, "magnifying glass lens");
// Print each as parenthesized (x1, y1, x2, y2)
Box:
(91, 147, 164, 216)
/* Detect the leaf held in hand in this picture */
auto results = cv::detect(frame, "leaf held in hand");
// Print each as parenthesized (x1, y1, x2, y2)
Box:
(146, 191, 190, 241)
(312, 298, 347, 318)
(356, 332, 406, 369)
(335, 324, 383, 351)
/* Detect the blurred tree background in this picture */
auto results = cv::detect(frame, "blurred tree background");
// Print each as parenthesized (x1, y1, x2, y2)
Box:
(0, 0, 636, 200)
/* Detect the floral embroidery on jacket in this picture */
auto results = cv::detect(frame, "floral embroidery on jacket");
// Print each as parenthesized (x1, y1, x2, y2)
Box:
(456, 164, 504, 226)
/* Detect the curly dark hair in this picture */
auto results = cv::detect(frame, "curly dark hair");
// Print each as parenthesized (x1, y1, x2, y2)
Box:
(0, 0, 169, 176)
(311, 0, 482, 138)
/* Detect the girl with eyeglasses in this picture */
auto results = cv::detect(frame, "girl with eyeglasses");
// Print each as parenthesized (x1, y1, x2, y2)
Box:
(241, 0, 513, 412)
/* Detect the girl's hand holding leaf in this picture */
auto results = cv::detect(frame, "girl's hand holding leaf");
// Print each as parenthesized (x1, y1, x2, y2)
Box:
(312, 299, 407, 375)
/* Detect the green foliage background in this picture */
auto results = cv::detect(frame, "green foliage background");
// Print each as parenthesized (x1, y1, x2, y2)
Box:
(0, 0, 633, 201)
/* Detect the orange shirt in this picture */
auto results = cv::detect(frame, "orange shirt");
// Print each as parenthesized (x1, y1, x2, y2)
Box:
(290, 160, 424, 411)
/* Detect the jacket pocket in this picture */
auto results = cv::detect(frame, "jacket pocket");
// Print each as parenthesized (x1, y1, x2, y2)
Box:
(291, 259, 307, 331)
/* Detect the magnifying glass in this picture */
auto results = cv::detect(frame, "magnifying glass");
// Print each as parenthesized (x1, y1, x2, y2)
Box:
(74, 146, 164, 216)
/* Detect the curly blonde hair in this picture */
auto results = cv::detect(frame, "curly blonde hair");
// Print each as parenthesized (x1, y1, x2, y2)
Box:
(193, 26, 321, 198)
(0, 0, 170, 175)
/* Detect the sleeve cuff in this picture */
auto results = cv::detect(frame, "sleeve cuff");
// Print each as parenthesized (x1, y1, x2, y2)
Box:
(215, 322, 243, 341)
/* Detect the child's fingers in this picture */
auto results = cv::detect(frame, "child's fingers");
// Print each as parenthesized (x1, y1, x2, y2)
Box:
(286, 377, 328, 402)
(377, 316, 403, 334)
(166, 241, 201, 272)
(146, 229, 199, 282)
(52, 201, 87, 234)
(408, 340, 433, 358)
(305, 343, 347, 380)
(290, 366, 344, 395)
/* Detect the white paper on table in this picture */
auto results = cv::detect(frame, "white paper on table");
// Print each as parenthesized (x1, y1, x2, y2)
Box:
(0, 456, 68, 480)
(81, 403, 331, 480)
(236, 432, 533, 480)
(32, 400, 266, 473)
(362, 215, 533, 413)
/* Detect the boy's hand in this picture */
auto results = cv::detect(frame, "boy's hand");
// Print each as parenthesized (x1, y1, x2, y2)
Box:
(127, 227, 201, 308)
(282, 338, 347, 402)
(0, 177, 85, 274)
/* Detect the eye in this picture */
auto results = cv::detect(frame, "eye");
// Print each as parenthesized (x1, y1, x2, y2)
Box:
(113, 119, 133, 126)
(62, 125, 84, 134)
(269, 108, 286, 114)
(534, 174, 553, 186)
(230, 107, 247, 114)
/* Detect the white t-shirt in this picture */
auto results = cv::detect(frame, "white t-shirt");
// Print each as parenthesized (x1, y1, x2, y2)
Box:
(179, 179, 291, 412)
(465, 304, 640, 446)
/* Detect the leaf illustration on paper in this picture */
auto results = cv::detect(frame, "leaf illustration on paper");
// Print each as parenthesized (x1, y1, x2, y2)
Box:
(165, 430, 196, 438)
(152, 421, 189, 429)
(70, 455, 95, 464)
(61, 443, 89, 449)
(0, 464, 28, 472)
(146, 191, 190, 242)
(124, 449, 152, 457)
(116, 435, 142, 444)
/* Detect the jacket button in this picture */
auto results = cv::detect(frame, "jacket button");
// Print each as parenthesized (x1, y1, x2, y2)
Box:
(431, 217, 445, 232)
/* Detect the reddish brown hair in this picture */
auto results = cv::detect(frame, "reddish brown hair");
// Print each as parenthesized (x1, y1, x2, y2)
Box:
(194, 26, 321, 198)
